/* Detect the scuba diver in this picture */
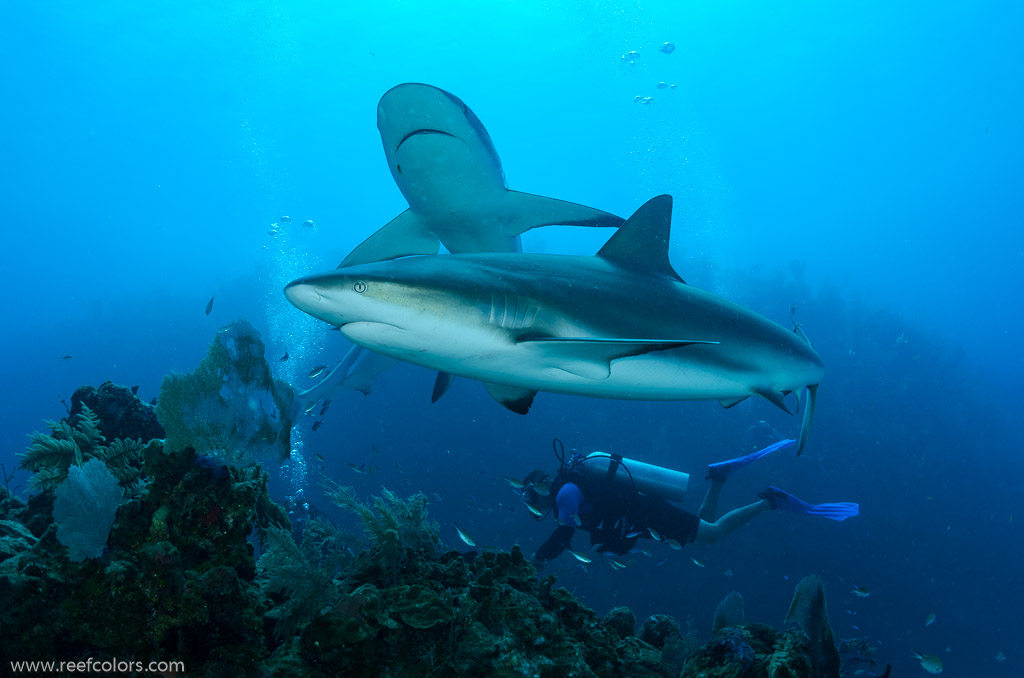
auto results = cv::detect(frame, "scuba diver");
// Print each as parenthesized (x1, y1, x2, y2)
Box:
(524, 439, 858, 568)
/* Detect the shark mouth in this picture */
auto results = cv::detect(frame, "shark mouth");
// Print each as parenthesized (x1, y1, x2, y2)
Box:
(395, 128, 457, 152)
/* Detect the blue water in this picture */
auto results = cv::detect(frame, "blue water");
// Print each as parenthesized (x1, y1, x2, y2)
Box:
(2, 1, 1022, 674)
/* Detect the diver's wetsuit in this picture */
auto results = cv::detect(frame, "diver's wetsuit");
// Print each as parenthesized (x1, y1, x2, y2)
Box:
(534, 470, 700, 563)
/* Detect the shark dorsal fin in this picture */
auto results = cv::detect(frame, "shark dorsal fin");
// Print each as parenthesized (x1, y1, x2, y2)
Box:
(596, 195, 684, 282)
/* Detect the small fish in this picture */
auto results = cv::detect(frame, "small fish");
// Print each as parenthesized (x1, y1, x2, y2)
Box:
(279, 351, 289, 362)
(205, 296, 215, 315)
(453, 523, 476, 547)
(666, 539, 682, 550)
(431, 492, 443, 503)
(524, 503, 544, 518)
(690, 556, 705, 567)
(319, 400, 331, 416)
(531, 482, 550, 496)
(217, 326, 231, 333)
(648, 527, 662, 541)
(995, 651, 1006, 662)
(608, 558, 627, 570)
(303, 399, 321, 415)
(912, 650, 943, 674)
(925, 613, 936, 627)
(311, 420, 323, 431)
(366, 465, 379, 474)
(503, 477, 525, 490)
(267, 229, 278, 236)
(629, 548, 652, 557)
(308, 364, 327, 379)
(371, 444, 380, 455)
(851, 585, 871, 598)
(302, 219, 315, 228)
(659, 42, 676, 54)
(625, 531, 643, 539)
(723, 568, 734, 578)
(61, 355, 73, 360)
(313, 453, 325, 462)
(279, 215, 291, 222)
(348, 462, 366, 474)
(567, 549, 592, 564)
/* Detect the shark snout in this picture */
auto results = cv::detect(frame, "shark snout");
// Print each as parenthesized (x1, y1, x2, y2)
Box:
(283, 278, 325, 314)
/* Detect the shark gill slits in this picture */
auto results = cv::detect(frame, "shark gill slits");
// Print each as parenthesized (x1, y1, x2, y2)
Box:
(353, 281, 367, 294)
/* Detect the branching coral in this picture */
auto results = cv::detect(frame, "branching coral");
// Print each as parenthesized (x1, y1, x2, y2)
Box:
(321, 478, 440, 583)
(18, 405, 144, 494)
(258, 524, 347, 639)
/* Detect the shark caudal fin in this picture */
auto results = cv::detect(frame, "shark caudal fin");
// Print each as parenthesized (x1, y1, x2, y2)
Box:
(500, 191, 624, 236)
(339, 210, 440, 268)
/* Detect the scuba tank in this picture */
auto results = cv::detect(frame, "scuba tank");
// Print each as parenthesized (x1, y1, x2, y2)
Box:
(576, 451, 690, 503)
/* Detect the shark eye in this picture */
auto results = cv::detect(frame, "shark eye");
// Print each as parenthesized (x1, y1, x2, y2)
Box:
(353, 281, 367, 294)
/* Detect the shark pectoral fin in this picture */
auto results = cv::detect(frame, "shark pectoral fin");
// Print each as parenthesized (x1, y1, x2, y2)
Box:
(483, 382, 536, 414)
(796, 384, 818, 456)
(500, 191, 625, 236)
(431, 372, 456, 403)
(754, 387, 793, 415)
(339, 210, 440, 268)
(719, 397, 749, 409)
(520, 337, 717, 380)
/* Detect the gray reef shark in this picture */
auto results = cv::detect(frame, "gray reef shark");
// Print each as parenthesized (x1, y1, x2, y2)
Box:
(343, 82, 624, 265)
(285, 195, 824, 454)
(295, 83, 623, 410)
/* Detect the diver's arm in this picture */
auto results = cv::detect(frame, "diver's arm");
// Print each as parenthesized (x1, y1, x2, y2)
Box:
(533, 482, 584, 564)
(534, 524, 574, 562)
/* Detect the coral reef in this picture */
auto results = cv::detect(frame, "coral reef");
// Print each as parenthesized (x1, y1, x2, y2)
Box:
(69, 380, 164, 443)
(0, 439, 282, 674)
(1, 375, 859, 677)
(156, 319, 294, 464)
(679, 577, 845, 678)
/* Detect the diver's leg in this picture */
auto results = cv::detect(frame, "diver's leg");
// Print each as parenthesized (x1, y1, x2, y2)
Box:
(698, 478, 725, 522)
(692, 499, 771, 546)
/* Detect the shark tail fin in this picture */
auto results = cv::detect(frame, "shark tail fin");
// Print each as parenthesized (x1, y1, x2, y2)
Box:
(339, 209, 440, 268)
(500, 191, 624, 237)
(796, 384, 818, 456)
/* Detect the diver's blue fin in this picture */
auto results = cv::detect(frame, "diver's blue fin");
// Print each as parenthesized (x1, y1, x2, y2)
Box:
(760, 485, 859, 522)
(707, 439, 795, 480)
